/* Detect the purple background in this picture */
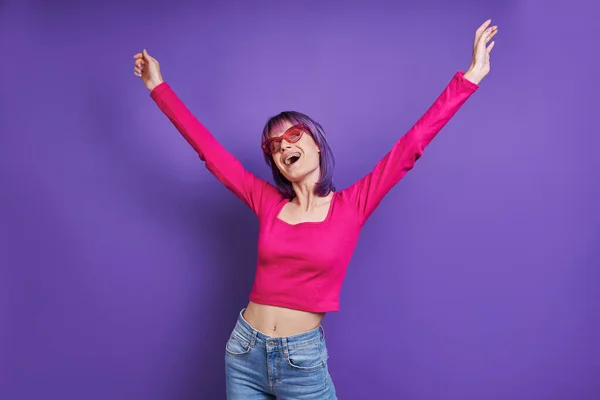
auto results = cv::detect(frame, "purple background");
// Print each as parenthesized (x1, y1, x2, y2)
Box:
(1, 0, 598, 399)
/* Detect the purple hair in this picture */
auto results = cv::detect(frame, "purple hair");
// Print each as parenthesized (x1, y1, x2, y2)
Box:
(261, 111, 335, 200)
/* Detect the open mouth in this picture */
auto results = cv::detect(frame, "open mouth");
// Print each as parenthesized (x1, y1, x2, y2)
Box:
(283, 152, 301, 166)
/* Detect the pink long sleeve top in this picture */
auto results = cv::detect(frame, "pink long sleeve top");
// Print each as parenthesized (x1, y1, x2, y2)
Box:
(150, 71, 478, 312)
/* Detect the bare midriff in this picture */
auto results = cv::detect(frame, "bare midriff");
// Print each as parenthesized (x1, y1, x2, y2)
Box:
(242, 301, 325, 338)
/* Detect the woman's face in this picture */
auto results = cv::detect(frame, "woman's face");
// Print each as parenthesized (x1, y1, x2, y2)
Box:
(268, 121, 321, 183)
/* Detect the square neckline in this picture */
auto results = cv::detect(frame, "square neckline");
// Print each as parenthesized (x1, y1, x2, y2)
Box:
(275, 192, 337, 227)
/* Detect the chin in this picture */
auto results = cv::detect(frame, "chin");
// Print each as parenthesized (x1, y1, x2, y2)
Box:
(279, 169, 304, 182)
(278, 164, 319, 184)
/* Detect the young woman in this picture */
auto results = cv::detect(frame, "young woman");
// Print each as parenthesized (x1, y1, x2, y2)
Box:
(133, 19, 497, 400)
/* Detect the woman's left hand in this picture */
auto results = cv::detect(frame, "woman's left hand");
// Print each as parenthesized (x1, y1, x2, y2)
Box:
(464, 19, 498, 84)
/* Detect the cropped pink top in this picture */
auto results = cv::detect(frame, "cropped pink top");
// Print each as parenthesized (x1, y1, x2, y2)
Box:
(150, 71, 478, 312)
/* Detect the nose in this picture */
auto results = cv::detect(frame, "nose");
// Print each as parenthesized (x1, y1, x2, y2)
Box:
(280, 140, 292, 151)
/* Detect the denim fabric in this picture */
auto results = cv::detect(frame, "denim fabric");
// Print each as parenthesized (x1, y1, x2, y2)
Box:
(224, 309, 337, 399)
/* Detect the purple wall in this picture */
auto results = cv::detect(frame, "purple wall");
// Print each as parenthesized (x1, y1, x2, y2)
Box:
(2, 0, 598, 399)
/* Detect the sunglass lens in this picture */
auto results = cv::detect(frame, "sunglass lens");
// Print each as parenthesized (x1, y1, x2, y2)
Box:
(287, 129, 302, 142)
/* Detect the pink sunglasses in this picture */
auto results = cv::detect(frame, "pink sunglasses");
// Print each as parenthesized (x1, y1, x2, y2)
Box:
(261, 123, 311, 155)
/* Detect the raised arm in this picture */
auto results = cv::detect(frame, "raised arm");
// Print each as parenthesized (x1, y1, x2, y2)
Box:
(342, 71, 478, 224)
(133, 50, 281, 216)
(342, 20, 498, 225)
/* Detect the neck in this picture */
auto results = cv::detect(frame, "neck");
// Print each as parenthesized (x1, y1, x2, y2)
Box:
(290, 169, 328, 212)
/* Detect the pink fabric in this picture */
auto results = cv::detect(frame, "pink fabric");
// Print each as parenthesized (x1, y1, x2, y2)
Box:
(150, 71, 479, 312)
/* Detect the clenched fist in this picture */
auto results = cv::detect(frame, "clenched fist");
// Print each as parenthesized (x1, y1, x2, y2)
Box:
(133, 49, 164, 92)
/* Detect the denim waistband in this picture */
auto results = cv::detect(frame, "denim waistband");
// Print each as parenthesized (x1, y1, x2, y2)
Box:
(233, 308, 325, 350)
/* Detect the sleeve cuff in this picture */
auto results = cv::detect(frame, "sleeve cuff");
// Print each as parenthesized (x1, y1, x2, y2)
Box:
(150, 82, 170, 99)
(456, 71, 480, 91)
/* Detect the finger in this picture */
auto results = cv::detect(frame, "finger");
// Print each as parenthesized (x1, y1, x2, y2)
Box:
(474, 19, 492, 44)
(133, 53, 143, 59)
(478, 26, 497, 47)
(486, 40, 495, 53)
(143, 49, 153, 61)
(476, 19, 492, 34)
(479, 28, 497, 48)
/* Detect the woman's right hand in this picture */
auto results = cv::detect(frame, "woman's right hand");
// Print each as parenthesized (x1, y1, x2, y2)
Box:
(133, 49, 163, 92)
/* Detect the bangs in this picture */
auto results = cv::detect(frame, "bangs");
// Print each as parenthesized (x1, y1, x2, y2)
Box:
(262, 113, 303, 141)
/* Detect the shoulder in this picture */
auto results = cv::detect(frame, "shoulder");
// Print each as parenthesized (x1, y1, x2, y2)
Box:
(256, 180, 288, 216)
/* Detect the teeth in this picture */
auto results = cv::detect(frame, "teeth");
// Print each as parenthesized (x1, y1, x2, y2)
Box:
(284, 152, 301, 166)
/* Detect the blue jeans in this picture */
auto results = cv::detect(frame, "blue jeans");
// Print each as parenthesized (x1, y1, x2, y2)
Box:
(224, 309, 337, 399)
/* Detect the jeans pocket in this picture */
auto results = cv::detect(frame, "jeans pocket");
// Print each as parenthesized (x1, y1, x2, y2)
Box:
(286, 340, 326, 371)
(225, 331, 252, 357)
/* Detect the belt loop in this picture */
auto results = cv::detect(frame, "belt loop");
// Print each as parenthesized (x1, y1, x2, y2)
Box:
(250, 329, 257, 348)
(282, 337, 289, 357)
(319, 324, 325, 340)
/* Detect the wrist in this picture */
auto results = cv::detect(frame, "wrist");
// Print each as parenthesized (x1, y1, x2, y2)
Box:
(463, 66, 485, 85)
(147, 78, 164, 92)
